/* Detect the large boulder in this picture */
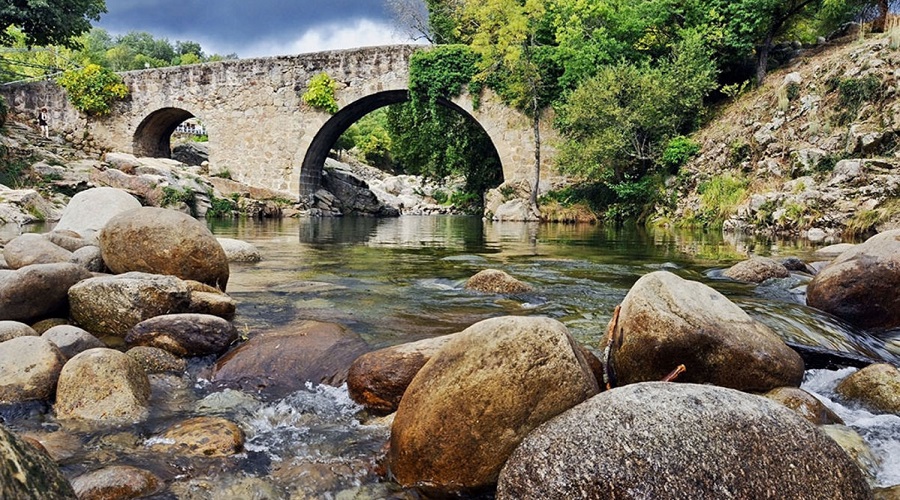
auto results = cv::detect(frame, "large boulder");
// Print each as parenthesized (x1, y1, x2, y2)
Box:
(99, 207, 229, 290)
(389, 316, 599, 494)
(807, 230, 900, 329)
(0, 263, 92, 322)
(723, 256, 790, 283)
(347, 334, 454, 413)
(836, 363, 900, 415)
(2, 233, 72, 269)
(607, 271, 804, 392)
(0, 423, 77, 499)
(125, 313, 237, 357)
(55, 348, 151, 423)
(496, 382, 873, 500)
(0, 336, 66, 404)
(68, 273, 192, 337)
(212, 320, 369, 398)
(54, 187, 142, 241)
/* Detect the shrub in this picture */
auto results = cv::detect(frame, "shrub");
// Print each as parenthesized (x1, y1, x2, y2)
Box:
(301, 73, 339, 114)
(56, 64, 129, 115)
(660, 136, 700, 173)
(836, 75, 881, 123)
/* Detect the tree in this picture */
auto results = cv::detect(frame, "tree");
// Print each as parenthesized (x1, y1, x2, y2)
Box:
(0, 0, 106, 49)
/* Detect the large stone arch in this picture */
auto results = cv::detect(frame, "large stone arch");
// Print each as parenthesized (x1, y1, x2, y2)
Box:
(299, 90, 503, 197)
(133, 107, 196, 158)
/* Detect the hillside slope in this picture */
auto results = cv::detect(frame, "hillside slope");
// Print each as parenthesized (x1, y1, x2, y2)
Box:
(662, 32, 900, 241)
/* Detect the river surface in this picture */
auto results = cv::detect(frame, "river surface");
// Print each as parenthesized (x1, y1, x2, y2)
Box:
(5, 216, 900, 497)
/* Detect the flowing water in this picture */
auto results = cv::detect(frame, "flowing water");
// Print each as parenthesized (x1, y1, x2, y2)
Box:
(4, 216, 900, 498)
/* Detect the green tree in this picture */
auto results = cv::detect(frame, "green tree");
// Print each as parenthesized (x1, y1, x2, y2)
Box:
(0, 0, 106, 49)
(115, 31, 175, 65)
(56, 63, 128, 115)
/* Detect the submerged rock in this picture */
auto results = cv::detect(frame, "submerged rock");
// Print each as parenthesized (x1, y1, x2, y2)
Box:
(389, 316, 598, 495)
(148, 416, 244, 457)
(497, 383, 872, 499)
(606, 271, 804, 392)
(723, 256, 790, 283)
(807, 230, 900, 330)
(464, 269, 533, 294)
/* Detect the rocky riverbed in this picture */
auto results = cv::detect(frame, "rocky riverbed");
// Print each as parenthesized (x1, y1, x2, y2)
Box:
(1, 187, 899, 498)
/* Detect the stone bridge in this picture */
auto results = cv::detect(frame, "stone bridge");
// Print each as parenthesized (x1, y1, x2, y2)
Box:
(1, 45, 557, 201)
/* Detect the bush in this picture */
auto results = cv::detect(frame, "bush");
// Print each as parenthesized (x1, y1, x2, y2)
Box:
(56, 64, 129, 115)
(301, 73, 339, 114)
(836, 75, 881, 123)
(660, 136, 700, 173)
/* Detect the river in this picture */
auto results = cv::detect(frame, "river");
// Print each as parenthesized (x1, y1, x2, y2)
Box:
(5, 216, 900, 497)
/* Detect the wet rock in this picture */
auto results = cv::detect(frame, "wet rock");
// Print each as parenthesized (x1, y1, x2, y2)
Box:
(70, 465, 162, 500)
(126, 346, 188, 374)
(836, 363, 900, 415)
(821, 424, 881, 484)
(0, 263, 93, 322)
(3, 233, 73, 269)
(100, 207, 230, 290)
(41, 325, 104, 360)
(125, 313, 237, 357)
(17, 430, 83, 463)
(348, 334, 454, 413)
(807, 230, 900, 329)
(389, 316, 599, 494)
(464, 269, 533, 294)
(782, 256, 816, 274)
(149, 416, 244, 457)
(874, 485, 900, 499)
(607, 271, 805, 392)
(496, 383, 872, 500)
(68, 272, 192, 337)
(56, 348, 151, 423)
(217, 237, 262, 263)
(195, 389, 261, 417)
(724, 256, 790, 283)
(0, 336, 66, 403)
(54, 187, 141, 241)
(169, 476, 282, 500)
(763, 386, 844, 425)
(212, 320, 369, 398)
(0, 423, 77, 499)
(0, 320, 37, 341)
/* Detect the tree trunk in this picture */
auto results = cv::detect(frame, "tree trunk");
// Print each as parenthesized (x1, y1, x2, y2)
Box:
(872, 0, 889, 33)
(756, 31, 775, 86)
(530, 96, 541, 208)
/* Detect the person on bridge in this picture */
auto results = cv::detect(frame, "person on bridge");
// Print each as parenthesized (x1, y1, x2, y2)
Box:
(38, 108, 50, 138)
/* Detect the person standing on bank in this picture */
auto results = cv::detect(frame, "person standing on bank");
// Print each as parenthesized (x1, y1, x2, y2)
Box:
(38, 108, 49, 138)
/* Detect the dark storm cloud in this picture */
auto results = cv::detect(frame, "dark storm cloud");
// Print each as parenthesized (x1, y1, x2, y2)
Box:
(96, 0, 405, 57)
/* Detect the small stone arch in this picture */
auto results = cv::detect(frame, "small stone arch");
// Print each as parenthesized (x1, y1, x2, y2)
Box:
(133, 107, 196, 158)
(299, 90, 503, 198)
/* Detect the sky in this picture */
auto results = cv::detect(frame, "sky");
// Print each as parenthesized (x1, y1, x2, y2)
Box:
(95, 1, 425, 58)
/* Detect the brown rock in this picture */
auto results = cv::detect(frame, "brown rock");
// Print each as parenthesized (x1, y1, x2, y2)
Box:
(0, 336, 66, 403)
(763, 386, 844, 425)
(607, 271, 804, 392)
(348, 334, 454, 413)
(55, 348, 151, 423)
(31, 318, 69, 334)
(821, 424, 881, 484)
(99, 207, 230, 290)
(836, 363, 900, 415)
(126, 346, 187, 374)
(464, 269, 533, 294)
(389, 316, 599, 494)
(0, 263, 93, 322)
(68, 272, 192, 337)
(70, 465, 162, 500)
(807, 230, 900, 329)
(212, 320, 369, 398)
(125, 313, 237, 357)
(187, 291, 237, 320)
(723, 256, 790, 283)
(149, 416, 244, 457)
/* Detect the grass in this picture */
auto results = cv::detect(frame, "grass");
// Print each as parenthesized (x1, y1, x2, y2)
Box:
(698, 173, 749, 226)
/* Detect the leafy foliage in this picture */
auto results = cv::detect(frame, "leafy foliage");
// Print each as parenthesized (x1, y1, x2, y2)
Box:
(0, 95, 7, 128)
(56, 64, 128, 115)
(661, 136, 701, 173)
(0, 0, 106, 49)
(302, 73, 339, 114)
